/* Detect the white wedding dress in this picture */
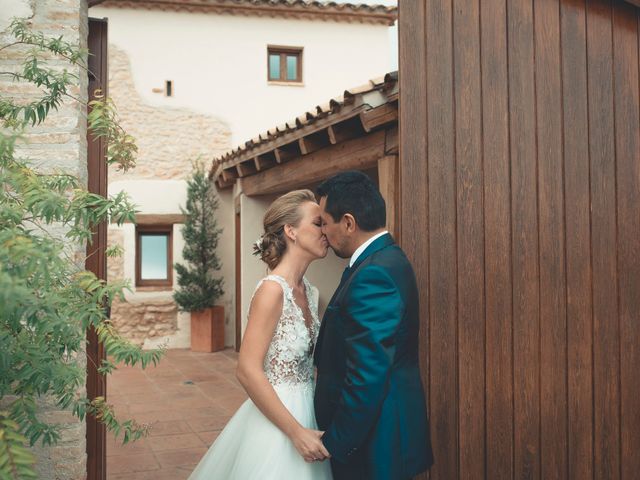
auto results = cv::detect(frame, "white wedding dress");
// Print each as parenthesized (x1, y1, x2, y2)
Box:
(188, 275, 333, 480)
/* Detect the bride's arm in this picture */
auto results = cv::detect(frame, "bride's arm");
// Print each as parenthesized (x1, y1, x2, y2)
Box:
(236, 281, 329, 462)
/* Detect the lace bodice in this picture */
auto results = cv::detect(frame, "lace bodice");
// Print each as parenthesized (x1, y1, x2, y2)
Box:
(252, 275, 320, 387)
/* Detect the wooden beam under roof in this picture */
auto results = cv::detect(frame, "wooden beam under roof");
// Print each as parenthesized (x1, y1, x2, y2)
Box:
(114, 213, 186, 225)
(327, 125, 338, 144)
(215, 105, 369, 171)
(360, 102, 398, 132)
(385, 126, 399, 155)
(242, 130, 387, 196)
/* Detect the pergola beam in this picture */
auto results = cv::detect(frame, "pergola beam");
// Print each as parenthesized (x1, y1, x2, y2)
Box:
(242, 130, 387, 196)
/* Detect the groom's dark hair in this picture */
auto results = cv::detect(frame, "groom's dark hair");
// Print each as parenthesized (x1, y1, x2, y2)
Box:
(316, 171, 386, 231)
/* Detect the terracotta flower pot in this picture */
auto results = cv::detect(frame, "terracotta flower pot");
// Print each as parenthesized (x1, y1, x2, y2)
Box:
(190, 305, 225, 352)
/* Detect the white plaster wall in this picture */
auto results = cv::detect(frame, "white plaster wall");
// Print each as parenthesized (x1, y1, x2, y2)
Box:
(88, 6, 392, 145)
(239, 193, 275, 336)
(216, 187, 236, 346)
(110, 179, 186, 214)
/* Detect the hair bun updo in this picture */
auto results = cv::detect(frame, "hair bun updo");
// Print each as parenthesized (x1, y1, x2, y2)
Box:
(253, 231, 286, 271)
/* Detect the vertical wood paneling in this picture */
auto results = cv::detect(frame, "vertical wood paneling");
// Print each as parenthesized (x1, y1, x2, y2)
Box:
(534, 0, 569, 478)
(507, 0, 542, 478)
(425, 0, 458, 478)
(452, 0, 485, 477)
(399, 1, 640, 478)
(561, 1, 595, 478)
(398, 4, 430, 477)
(612, 3, 640, 479)
(586, 1, 621, 478)
(480, 0, 514, 478)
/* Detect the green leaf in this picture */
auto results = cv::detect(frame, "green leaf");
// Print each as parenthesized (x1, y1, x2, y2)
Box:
(0, 18, 153, 479)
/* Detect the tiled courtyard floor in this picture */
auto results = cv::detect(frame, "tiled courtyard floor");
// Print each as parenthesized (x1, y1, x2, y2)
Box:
(107, 348, 246, 480)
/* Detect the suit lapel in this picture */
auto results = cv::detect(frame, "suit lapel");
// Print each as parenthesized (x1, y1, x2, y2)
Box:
(314, 234, 395, 364)
(330, 233, 395, 305)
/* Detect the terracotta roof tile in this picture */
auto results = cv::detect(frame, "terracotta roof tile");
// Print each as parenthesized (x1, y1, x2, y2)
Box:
(211, 70, 398, 185)
(89, 0, 397, 25)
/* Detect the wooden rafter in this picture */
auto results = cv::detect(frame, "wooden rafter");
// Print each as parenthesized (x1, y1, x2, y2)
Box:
(242, 130, 387, 196)
(215, 105, 369, 171)
(360, 102, 398, 132)
(327, 125, 337, 145)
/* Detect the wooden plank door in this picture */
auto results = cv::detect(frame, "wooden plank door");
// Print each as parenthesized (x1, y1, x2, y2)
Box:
(398, 1, 640, 478)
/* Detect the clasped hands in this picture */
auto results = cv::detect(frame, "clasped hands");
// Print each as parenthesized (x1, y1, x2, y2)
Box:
(291, 427, 331, 463)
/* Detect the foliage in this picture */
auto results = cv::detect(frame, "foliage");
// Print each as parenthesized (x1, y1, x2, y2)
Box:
(173, 161, 225, 312)
(0, 18, 163, 479)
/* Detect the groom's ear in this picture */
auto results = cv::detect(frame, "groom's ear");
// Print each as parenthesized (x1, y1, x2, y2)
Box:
(343, 213, 357, 233)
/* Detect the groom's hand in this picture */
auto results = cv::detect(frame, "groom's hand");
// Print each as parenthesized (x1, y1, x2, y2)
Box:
(313, 430, 331, 460)
(290, 427, 331, 463)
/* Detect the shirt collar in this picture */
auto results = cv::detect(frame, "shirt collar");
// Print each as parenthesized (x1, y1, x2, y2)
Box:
(349, 230, 389, 268)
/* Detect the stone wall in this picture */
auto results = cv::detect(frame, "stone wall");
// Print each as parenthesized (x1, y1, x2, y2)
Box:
(0, 1, 89, 478)
(107, 44, 231, 181)
(110, 297, 178, 345)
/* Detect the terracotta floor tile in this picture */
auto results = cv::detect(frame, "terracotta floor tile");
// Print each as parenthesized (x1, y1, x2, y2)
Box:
(108, 453, 159, 474)
(162, 388, 208, 401)
(107, 439, 152, 457)
(125, 392, 171, 405)
(131, 409, 185, 424)
(146, 420, 192, 437)
(195, 430, 220, 446)
(108, 349, 240, 479)
(128, 401, 174, 414)
(169, 396, 218, 409)
(215, 394, 248, 414)
(185, 415, 229, 433)
(147, 433, 204, 452)
(181, 406, 231, 421)
(109, 469, 190, 480)
(115, 386, 160, 396)
(156, 447, 208, 468)
(195, 377, 240, 389)
(173, 370, 214, 380)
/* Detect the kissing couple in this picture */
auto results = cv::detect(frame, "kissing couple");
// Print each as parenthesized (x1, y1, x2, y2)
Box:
(189, 171, 433, 480)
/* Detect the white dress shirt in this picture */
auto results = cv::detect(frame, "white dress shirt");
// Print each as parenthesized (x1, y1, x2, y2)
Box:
(349, 230, 389, 268)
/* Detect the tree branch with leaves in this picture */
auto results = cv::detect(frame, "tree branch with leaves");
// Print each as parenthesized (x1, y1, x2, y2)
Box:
(0, 18, 163, 479)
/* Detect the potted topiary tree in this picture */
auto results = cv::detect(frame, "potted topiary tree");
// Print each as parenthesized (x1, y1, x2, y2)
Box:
(174, 161, 225, 352)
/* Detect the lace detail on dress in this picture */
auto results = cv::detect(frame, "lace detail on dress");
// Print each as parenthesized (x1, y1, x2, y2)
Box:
(252, 275, 320, 387)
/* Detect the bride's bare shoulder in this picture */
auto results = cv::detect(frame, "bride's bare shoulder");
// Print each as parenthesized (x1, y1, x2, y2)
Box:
(250, 278, 284, 311)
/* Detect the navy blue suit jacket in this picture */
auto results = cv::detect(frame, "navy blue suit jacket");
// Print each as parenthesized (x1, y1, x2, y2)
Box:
(314, 234, 433, 479)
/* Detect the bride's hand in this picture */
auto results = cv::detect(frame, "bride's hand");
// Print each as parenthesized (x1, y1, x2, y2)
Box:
(290, 427, 330, 463)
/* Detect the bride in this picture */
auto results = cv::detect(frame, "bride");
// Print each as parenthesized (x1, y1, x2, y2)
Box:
(189, 189, 333, 479)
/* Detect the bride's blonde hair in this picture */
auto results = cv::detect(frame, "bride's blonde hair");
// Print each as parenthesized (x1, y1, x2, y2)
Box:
(253, 189, 316, 270)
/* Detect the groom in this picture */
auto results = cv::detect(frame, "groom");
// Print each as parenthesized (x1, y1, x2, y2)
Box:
(314, 171, 433, 480)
